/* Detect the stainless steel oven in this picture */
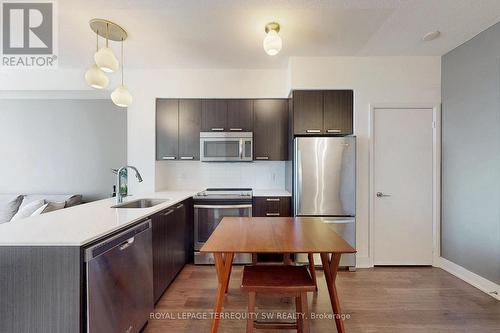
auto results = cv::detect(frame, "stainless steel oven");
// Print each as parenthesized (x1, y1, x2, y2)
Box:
(193, 188, 253, 264)
(200, 132, 253, 162)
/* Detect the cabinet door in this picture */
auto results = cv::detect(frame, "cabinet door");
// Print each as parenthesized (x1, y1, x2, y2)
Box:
(292, 91, 323, 135)
(253, 99, 288, 160)
(156, 99, 179, 160)
(152, 209, 173, 303)
(227, 99, 253, 131)
(323, 90, 353, 135)
(179, 99, 201, 160)
(201, 99, 227, 131)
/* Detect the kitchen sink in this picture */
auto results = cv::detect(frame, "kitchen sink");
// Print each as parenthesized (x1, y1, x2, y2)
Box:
(111, 198, 168, 209)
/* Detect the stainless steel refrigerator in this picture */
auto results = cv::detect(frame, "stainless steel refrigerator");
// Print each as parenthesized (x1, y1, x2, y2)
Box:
(294, 136, 356, 269)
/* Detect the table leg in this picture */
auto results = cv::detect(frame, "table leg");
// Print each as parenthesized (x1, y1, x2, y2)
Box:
(211, 252, 234, 333)
(320, 253, 344, 333)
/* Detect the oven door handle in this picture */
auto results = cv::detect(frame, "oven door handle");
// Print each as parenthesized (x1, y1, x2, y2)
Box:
(194, 204, 252, 209)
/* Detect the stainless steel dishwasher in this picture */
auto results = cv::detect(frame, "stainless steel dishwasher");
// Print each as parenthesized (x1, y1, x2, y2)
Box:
(85, 220, 153, 333)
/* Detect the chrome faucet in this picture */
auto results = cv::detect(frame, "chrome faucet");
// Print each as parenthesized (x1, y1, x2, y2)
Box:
(115, 165, 143, 204)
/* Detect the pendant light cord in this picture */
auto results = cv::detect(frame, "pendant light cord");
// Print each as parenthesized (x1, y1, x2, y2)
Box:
(106, 23, 109, 48)
(121, 38, 124, 85)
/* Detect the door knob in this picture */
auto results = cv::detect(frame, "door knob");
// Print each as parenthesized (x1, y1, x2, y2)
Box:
(376, 192, 391, 198)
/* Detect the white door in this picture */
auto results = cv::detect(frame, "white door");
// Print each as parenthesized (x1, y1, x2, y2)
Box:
(373, 108, 434, 265)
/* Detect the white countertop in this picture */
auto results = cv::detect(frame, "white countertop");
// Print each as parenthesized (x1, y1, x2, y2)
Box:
(0, 191, 198, 247)
(253, 189, 292, 197)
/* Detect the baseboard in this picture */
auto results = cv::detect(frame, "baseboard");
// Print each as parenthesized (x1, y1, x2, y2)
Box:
(356, 256, 372, 268)
(439, 257, 499, 300)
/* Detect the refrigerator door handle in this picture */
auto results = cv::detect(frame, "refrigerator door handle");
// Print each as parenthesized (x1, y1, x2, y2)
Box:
(294, 148, 302, 216)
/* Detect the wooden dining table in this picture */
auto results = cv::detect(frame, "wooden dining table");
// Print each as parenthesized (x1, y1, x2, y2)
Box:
(200, 217, 357, 333)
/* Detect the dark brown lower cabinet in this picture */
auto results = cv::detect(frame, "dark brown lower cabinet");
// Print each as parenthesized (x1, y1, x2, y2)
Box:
(252, 196, 291, 262)
(152, 200, 188, 303)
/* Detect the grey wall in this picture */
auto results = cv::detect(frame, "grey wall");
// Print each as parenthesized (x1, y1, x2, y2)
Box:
(0, 99, 127, 201)
(442, 23, 500, 284)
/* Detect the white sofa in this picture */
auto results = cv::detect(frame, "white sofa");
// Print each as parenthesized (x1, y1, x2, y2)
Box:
(0, 194, 82, 224)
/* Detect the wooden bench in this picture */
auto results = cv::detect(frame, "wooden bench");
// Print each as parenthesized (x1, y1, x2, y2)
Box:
(241, 265, 316, 333)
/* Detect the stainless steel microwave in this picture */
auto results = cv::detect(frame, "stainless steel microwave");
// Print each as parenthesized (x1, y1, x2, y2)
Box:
(200, 132, 253, 162)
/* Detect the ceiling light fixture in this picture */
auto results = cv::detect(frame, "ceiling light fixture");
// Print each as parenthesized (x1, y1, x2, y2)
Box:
(94, 22, 119, 73)
(422, 30, 441, 42)
(85, 32, 109, 89)
(86, 19, 131, 107)
(263, 22, 282, 56)
(111, 39, 133, 108)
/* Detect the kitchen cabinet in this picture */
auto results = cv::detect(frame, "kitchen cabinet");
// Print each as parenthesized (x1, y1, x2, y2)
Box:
(292, 90, 353, 135)
(152, 201, 188, 303)
(253, 196, 291, 262)
(323, 90, 353, 135)
(156, 99, 179, 160)
(253, 196, 291, 217)
(178, 99, 202, 160)
(201, 99, 227, 131)
(292, 90, 323, 135)
(227, 99, 253, 131)
(253, 99, 289, 161)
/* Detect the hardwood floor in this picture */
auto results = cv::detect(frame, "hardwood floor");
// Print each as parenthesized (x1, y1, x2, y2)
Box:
(145, 265, 500, 333)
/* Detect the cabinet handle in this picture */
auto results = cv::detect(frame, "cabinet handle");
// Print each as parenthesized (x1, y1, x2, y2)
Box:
(266, 198, 280, 202)
(229, 128, 243, 131)
(162, 156, 176, 160)
(255, 156, 269, 160)
(211, 128, 224, 131)
(327, 129, 341, 133)
(163, 209, 174, 216)
(176, 204, 184, 209)
(266, 213, 280, 216)
(180, 156, 194, 160)
(306, 129, 321, 133)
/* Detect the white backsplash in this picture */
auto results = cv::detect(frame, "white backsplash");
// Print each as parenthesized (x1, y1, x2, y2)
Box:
(155, 161, 286, 190)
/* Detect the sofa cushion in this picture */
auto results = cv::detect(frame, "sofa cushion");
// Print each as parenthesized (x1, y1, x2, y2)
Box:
(20, 194, 82, 209)
(10, 199, 45, 221)
(0, 195, 24, 224)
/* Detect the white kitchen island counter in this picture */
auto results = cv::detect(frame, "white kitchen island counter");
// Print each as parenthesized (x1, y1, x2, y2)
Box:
(0, 190, 198, 246)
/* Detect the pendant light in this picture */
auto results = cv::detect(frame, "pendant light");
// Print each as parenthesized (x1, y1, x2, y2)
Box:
(94, 23, 119, 73)
(111, 38, 132, 107)
(85, 31, 109, 89)
(263, 22, 282, 56)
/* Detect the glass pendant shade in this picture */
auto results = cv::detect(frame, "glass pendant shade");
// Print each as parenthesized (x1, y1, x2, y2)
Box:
(94, 47, 119, 73)
(85, 64, 109, 89)
(111, 85, 132, 107)
(263, 30, 282, 56)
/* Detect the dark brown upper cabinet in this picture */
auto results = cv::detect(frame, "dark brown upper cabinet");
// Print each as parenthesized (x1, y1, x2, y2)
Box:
(323, 90, 353, 135)
(156, 99, 179, 160)
(292, 90, 353, 135)
(178, 99, 201, 160)
(227, 99, 253, 132)
(253, 99, 288, 161)
(292, 90, 323, 135)
(201, 99, 227, 131)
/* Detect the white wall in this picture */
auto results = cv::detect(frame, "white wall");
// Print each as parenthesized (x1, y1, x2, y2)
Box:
(0, 99, 126, 201)
(289, 56, 441, 265)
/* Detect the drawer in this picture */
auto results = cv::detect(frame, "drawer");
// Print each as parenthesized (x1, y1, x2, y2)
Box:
(252, 197, 291, 217)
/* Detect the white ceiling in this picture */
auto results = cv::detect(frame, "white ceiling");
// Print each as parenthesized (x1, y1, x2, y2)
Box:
(58, 0, 500, 69)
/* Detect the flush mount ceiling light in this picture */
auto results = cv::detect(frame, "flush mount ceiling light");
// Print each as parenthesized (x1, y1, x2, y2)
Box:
(263, 22, 282, 56)
(422, 30, 441, 42)
(111, 39, 133, 108)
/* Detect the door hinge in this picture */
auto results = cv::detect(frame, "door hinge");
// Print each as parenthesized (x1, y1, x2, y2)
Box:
(432, 121, 436, 129)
